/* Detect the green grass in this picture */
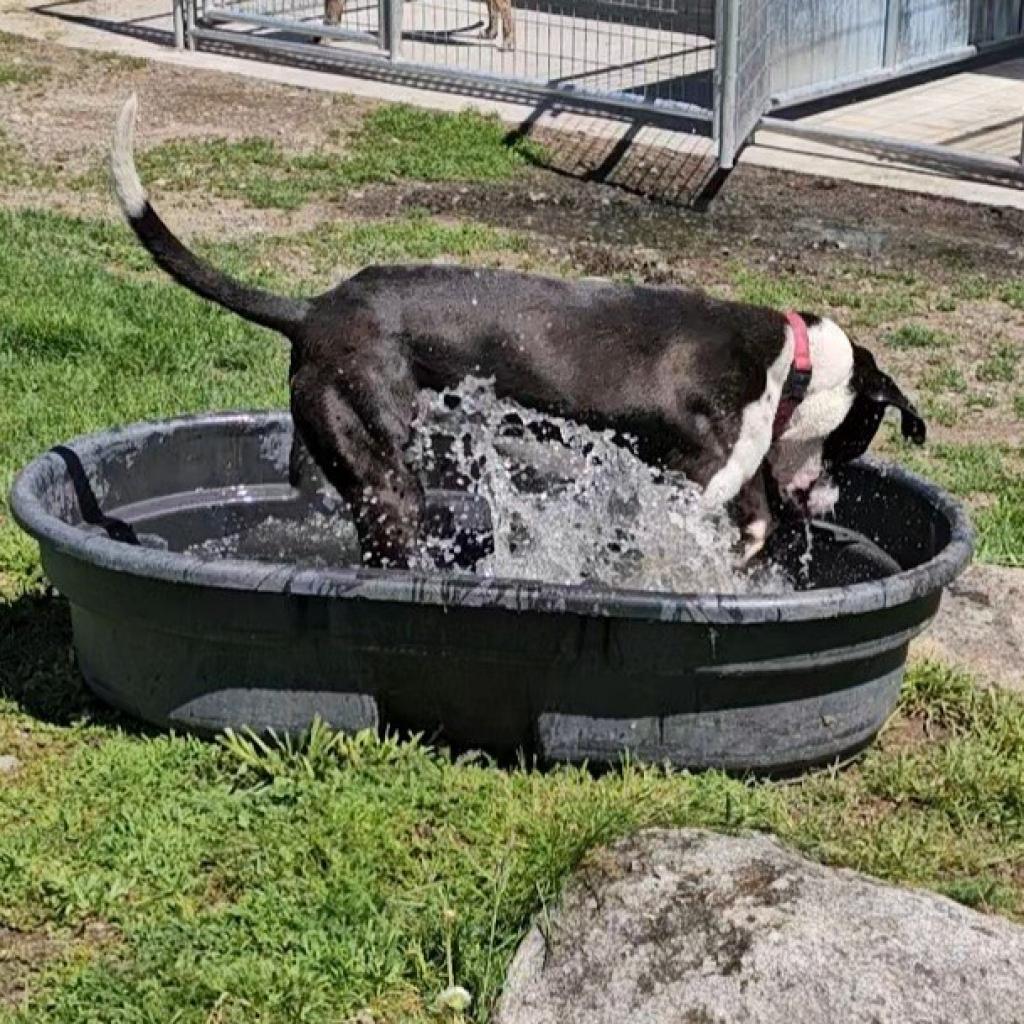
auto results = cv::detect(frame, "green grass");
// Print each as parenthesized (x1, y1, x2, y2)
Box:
(919, 361, 968, 394)
(103, 105, 545, 210)
(919, 395, 959, 428)
(0, 662, 1023, 1023)
(0, 207, 288, 588)
(728, 267, 926, 327)
(0, 130, 55, 190)
(997, 280, 1024, 310)
(0, 61, 48, 87)
(199, 213, 527, 290)
(977, 340, 1020, 385)
(1015, 394, 1024, 420)
(895, 441, 1024, 564)
(885, 324, 952, 350)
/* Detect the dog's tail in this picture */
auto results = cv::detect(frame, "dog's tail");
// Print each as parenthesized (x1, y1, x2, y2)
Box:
(109, 94, 309, 336)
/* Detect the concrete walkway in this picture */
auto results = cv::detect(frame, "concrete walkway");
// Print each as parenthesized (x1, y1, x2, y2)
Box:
(3, 0, 1024, 208)
(747, 57, 1024, 210)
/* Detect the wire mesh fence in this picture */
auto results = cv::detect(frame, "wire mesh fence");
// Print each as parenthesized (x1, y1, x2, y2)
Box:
(396, 0, 715, 109)
(201, 0, 382, 48)
(197, 0, 717, 115)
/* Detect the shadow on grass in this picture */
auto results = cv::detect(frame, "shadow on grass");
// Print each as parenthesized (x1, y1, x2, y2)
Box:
(0, 589, 135, 730)
(503, 97, 719, 206)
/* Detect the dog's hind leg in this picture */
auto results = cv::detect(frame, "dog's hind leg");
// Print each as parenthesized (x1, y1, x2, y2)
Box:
(292, 370, 424, 569)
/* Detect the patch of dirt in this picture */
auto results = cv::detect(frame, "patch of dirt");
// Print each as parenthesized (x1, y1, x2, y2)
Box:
(879, 714, 950, 753)
(0, 31, 371, 176)
(911, 565, 1024, 692)
(0, 921, 118, 1009)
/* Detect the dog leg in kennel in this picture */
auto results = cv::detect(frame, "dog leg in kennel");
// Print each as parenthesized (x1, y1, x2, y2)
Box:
(292, 374, 424, 568)
(496, 0, 515, 50)
(319, 0, 346, 41)
(482, 0, 499, 39)
(482, 0, 514, 47)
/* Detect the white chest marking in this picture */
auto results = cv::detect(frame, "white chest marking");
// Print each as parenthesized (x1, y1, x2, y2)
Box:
(702, 335, 793, 508)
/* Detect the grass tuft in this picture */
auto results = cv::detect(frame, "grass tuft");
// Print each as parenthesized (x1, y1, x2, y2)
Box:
(0, 61, 48, 87)
(885, 324, 952, 350)
(977, 340, 1020, 385)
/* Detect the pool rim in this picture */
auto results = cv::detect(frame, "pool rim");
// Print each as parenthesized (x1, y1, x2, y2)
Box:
(9, 409, 975, 625)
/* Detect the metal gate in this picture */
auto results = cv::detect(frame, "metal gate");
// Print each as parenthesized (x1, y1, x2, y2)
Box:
(714, 0, 771, 167)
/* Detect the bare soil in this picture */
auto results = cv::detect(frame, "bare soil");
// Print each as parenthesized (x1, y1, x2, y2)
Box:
(0, 922, 118, 1010)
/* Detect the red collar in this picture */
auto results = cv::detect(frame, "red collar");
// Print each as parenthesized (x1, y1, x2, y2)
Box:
(772, 311, 813, 440)
(785, 310, 812, 374)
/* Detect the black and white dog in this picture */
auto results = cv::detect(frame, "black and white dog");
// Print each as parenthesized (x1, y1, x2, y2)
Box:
(110, 96, 925, 568)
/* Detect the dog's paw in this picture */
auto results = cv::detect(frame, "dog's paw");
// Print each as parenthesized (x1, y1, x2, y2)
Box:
(807, 478, 840, 518)
(740, 517, 769, 566)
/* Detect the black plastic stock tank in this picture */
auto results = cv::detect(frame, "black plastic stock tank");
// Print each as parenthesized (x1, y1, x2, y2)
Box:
(10, 411, 973, 772)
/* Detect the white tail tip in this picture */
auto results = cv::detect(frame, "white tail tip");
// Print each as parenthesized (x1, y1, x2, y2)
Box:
(110, 93, 146, 218)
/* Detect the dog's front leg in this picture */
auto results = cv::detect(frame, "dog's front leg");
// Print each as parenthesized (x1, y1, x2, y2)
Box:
(737, 470, 772, 565)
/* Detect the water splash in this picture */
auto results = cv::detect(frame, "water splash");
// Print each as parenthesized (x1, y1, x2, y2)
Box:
(180, 377, 791, 594)
(406, 377, 788, 594)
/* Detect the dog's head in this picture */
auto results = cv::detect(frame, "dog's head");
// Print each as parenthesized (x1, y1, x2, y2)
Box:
(768, 320, 925, 517)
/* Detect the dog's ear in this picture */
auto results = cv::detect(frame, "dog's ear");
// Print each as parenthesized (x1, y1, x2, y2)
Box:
(851, 344, 926, 446)
(865, 372, 926, 446)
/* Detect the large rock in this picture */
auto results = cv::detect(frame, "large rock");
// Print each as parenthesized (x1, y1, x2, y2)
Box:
(497, 829, 1024, 1024)
(912, 564, 1024, 691)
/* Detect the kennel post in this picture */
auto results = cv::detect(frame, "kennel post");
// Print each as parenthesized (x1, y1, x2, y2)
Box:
(172, 0, 184, 48)
(382, 0, 403, 61)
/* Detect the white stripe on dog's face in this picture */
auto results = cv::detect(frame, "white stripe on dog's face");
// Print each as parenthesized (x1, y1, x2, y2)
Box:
(769, 316, 855, 504)
(701, 330, 794, 508)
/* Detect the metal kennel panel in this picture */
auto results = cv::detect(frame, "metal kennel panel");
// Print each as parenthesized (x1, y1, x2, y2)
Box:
(716, 0, 772, 167)
(398, 0, 717, 117)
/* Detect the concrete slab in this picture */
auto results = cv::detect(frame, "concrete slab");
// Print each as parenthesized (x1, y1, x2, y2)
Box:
(746, 59, 1024, 210)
